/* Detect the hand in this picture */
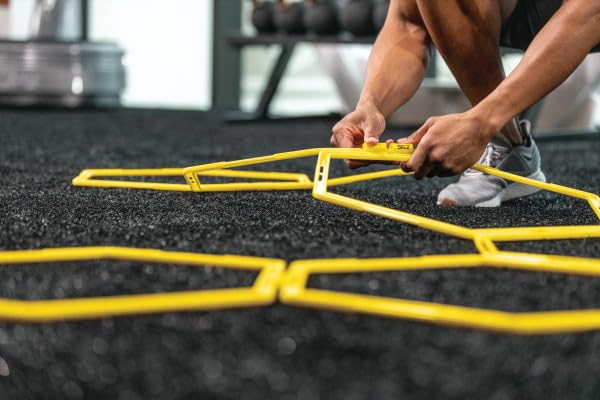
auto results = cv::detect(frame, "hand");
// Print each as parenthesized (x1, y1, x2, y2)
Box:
(331, 104, 386, 168)
(397, 111, 497, 179)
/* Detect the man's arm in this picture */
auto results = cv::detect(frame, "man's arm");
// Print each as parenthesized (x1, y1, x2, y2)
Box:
(401, 0, 600, 178)
(358, 0, 430, 118)
(474, 0, 600, 131)
(331, 0, 431, 167)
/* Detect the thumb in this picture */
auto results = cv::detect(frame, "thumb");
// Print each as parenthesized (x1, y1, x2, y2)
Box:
(363, 114, 385, 145)
(397, 118, 433, 145)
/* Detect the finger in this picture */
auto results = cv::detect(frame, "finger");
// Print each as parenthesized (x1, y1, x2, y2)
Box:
(363, 117, 384, 145)
(330, 134, 338, 147)
(398, 126, 426, 145)
(405, 141, 429, 172)
(364, 136, 379, 146)
(415, 161, 435, 180)
(385, 139, 394, 147)
(399, 161, 411, 173)
(397, 119, 432, 145)
(347, 159, 370, 169)
(338, 135, 355, 148)
(332, 124, 358, 148)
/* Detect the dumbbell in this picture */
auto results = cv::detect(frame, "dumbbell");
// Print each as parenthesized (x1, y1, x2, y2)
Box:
(251, 0, 277, 34)
(373, 0, 388, 31)
(340, 0, 375, 36)
(304, 0, 340, 35)
(274, 0, 306, 34)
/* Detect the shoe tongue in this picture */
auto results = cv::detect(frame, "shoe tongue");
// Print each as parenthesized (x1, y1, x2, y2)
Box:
(464, 134, 511, 176)
(491, 133, 513, 148)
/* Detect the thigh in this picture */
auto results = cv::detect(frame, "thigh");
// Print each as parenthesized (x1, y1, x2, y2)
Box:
(391, 0, 427, 28)
(500, 0, 563, 51)
(416, 0, 505, 42)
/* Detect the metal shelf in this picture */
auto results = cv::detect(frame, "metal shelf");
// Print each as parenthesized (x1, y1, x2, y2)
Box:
(226, 33, 377, 47)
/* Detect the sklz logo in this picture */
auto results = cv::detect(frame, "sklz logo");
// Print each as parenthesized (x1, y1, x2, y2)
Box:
(388, 143, 413, 153)
(362, 143, 413, 153)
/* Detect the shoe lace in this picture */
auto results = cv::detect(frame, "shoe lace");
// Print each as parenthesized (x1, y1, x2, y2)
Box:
(464, 141, 511, 176)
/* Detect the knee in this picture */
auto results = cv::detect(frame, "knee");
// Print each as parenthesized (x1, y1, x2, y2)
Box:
(415, 0, 480, 16)
(387, 0, 430, 40)
(414, 0, 502, 46)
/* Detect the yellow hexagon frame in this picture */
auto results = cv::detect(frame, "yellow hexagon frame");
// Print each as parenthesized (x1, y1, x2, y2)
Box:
(72, 146, 413, 193)
(73, 144, 600, 241)
(67, 145, 600, 333)
(471, 228, 600, 281)
(312, 146, 600, 242)
(280, 250, 600, 335)
(0, 246, 285, 322)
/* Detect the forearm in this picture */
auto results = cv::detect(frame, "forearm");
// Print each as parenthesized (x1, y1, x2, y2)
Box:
(472, 0, 600, 132)
(358, 10, 430, 116)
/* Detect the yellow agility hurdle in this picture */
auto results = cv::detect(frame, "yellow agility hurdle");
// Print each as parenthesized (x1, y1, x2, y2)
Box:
(66, 144, 600, 333)
(72, 145, 413, 192)
(73, 144, 600, 231)
(72, 168, 313, 192)
(313, 146, 600, 240)
(0, 247, 285, 322)
(279, 250, 600, 335)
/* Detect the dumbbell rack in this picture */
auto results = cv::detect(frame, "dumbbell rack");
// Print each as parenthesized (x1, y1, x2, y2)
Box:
(224, 33, 439, 122)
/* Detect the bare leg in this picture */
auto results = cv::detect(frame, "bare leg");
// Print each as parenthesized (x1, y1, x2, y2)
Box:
(416, 0, 523, 144)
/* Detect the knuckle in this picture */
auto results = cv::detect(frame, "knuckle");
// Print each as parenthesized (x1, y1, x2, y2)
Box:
(418, 137, 431, 149)
(428, 152, 442, 163)
(441, 161, 452, 170)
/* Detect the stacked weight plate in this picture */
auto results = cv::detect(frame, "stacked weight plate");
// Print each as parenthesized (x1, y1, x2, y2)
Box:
(0, 40, 126, 107)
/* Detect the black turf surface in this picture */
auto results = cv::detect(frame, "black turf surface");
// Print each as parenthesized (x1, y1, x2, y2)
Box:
(0, 109, 600, 399)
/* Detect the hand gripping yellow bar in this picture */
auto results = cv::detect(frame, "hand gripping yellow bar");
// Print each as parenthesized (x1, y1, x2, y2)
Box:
(280, 251, 600, 335)
(72, 146, 412, 193)
(313, 145, 474, 240)
(0, 247, 285, 322)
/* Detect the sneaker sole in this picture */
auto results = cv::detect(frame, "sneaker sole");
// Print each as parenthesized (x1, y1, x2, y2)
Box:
(476, 170, 547, 207)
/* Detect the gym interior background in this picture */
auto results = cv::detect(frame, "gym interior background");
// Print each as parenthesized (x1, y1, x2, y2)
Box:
(0, 0, 599, 399)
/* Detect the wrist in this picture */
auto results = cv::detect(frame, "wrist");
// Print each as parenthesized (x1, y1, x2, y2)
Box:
(470, 90, 519, 135)
(465, 107, 503, 142)
(356, 94, 381, 113)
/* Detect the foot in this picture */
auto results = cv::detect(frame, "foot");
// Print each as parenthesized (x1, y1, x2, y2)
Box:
(437, 120, 546, 207)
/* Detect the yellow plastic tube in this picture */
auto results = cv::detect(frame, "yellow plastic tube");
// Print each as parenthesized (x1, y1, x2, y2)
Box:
(72, 145, 413, 192)
(0, 247, 285, 322)
(313, 145, 600, 241)
(280, 252, 600, 335)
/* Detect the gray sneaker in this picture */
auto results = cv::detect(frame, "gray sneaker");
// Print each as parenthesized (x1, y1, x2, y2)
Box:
(437, 120, 546, 207)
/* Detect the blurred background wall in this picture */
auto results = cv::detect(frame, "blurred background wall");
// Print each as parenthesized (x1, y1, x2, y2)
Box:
(0, 0, 598, 130)
(8, 0, 213, 110)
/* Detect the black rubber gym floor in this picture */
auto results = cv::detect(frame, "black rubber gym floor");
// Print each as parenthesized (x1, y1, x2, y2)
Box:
(0, 109, 600, 399)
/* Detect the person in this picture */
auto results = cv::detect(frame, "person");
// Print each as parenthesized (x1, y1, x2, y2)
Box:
(330, 0, 600, 207)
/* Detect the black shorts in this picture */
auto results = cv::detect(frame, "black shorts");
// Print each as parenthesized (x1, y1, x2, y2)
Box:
(500, 0, 600, 52)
